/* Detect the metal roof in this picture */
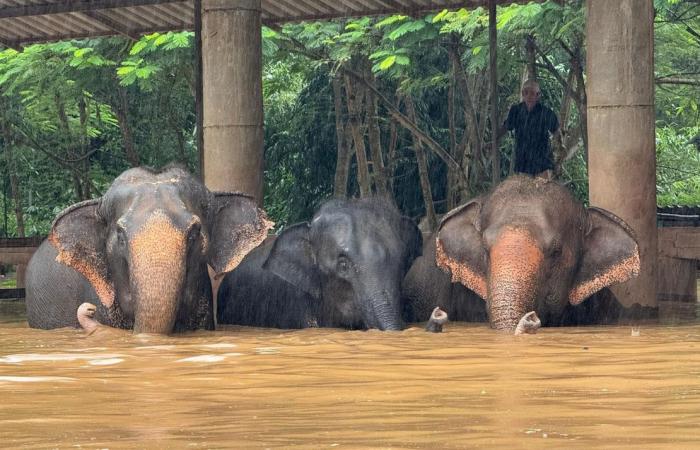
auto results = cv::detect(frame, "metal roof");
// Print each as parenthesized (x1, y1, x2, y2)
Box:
(0, 0, 537, 49)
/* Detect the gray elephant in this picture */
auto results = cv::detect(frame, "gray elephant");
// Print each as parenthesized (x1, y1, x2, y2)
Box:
(25, 165, 272, 334)
(217, 198, 422, 330)
(402, 174, 640, 332)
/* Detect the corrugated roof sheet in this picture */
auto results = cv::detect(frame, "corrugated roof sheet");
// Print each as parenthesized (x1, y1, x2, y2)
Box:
(0, 0, 538, 48)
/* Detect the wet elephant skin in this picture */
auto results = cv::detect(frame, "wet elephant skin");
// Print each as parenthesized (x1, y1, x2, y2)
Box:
(217, 198, 422, 331)
(25, 165, 272, 334)
(403, 174, 640, 332)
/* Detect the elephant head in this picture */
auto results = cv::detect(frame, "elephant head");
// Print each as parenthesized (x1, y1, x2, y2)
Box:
(436, 175, 640, 332)
(48, 166, 272, 334)
(263, 198, 422, 331)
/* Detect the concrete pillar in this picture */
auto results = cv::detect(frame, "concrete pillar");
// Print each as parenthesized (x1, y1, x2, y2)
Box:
(201, 0, 264, 204)
(586, 0, 656, 308)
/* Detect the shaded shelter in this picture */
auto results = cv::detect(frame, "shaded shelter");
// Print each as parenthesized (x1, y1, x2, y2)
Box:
(0, 0, 658, 310)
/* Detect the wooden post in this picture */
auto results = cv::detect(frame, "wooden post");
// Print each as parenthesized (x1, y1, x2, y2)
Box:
(488, 0, 499, 184)
(15, 263, 25, 289)
(586, 0, 656, 308)
(201, 0, 264, 204)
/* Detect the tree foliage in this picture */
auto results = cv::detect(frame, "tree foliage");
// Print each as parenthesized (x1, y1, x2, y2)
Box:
(0, 1, 698, 237)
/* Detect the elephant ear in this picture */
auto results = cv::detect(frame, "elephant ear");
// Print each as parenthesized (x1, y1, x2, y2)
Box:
(435, 199, 488, 299)
(208, 192, 274, 279)
(48, 199, 115, 308)
(399, 216, 423, 273)
(568, 207, 640, 305)
(263, 222, 321, 299)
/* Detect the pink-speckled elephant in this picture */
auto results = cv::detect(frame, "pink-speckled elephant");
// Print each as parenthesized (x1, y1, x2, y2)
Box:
(403, 175, 640, 333)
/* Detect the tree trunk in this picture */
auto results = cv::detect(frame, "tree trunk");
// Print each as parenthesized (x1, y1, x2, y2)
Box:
(448, 43, 481, 200)
(524, 35, 538, 81)
(447, 50, 459, 211)
(4, 144, 24, 237)
(344, 67, 465, 185)
(116, 86, 140, 167)
(332, 75, 350, 198)
(386, 118, 398, 194)
(78, 95, 91, 200)
(488, 0, 500, 184)
(405, 96, 437, 232)
(364, 66, 389, 198)
(574, 53, 588, 165)
(344, 74, 372, 197)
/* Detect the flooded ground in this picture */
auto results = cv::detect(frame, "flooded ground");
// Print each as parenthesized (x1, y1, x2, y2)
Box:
(1, 300, 699, 449)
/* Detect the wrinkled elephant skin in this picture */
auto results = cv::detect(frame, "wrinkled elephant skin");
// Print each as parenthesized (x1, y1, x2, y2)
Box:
(25, 165, 272, 334)
(217, 198, 422, 331)
(404, 175, 640, 332)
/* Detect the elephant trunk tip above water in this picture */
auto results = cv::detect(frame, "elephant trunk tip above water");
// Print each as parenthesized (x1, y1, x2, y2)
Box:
(420, 174, 641, 332)
(25, 164, 273, 334)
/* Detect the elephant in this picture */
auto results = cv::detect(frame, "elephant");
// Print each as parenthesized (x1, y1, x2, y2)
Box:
(25, 165, 273, 334)
(217, 198, 423, 331)
(402, 174, 640, 333)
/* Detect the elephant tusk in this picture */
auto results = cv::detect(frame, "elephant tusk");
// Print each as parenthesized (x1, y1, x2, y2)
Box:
(425, 306, 449, 333)
(514, 311, 541, 335)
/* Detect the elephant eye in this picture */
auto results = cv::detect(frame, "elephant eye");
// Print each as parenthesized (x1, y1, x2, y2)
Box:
(337, 255, 351, 273)
(188, 222, 201, 243)
(116, 226, 127, 248)
(549, 243, 562, 258)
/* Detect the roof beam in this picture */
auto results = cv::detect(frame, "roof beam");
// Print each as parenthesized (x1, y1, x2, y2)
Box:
(82, 11, 141, 40)
(0, 0, 185, 19)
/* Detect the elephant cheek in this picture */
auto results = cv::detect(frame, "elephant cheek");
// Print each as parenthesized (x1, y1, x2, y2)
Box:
(129, 212, 187, 334)
(487, 228, 543, 332)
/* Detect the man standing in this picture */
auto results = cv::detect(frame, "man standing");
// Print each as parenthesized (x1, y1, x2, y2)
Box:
(501, 79, 560, 177)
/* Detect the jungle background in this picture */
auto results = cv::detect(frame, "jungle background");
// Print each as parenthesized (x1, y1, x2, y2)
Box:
(0, 0, 698, 239)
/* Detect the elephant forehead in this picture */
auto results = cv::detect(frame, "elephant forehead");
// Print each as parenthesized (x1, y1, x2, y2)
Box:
(312, 213, 353, 244)
(105, 180, 206, 220)
(129, 211, 188, 259)
(122, 194, 200, 231)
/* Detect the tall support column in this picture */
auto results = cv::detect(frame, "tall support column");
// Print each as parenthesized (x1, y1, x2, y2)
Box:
(586, 0, 656, 308)
(201, 0, 264, 204)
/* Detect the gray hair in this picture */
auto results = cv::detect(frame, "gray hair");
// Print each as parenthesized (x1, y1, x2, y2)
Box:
(521, 79, 541, 93)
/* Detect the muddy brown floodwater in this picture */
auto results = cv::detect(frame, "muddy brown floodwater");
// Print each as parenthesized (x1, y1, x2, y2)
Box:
(1, 300, 699, 449)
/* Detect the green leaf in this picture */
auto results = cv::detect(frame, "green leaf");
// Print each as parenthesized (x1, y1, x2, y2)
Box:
(378, 55, 396, 70)
(116, 65, 135, 76)
(388, 20, 426, 41)
(432, 9, 449, 23)
(395, 55, 410, 66)
(375, 15, 408, 28)
(368, 50, 392, 60)
(154, 34, 169, 47)
(73, 48, 92, 58)
(130, 40, 148, 55)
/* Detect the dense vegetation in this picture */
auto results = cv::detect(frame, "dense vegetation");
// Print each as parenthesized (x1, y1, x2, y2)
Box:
(0, 0, 698, 237)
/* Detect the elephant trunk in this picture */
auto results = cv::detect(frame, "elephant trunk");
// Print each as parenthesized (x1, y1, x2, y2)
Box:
(487, 227, 543, 332)
(361, 283, 403, 331)
(129, 213, 187, 334)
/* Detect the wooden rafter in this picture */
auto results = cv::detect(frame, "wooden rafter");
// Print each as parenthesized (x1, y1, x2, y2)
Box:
(82, 11, 140, 41)
(0, 0, 185, 19)
(0, 0, 545, 45)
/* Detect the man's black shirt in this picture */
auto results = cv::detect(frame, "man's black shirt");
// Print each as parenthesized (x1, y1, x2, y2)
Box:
(505, 102, 559, 175)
